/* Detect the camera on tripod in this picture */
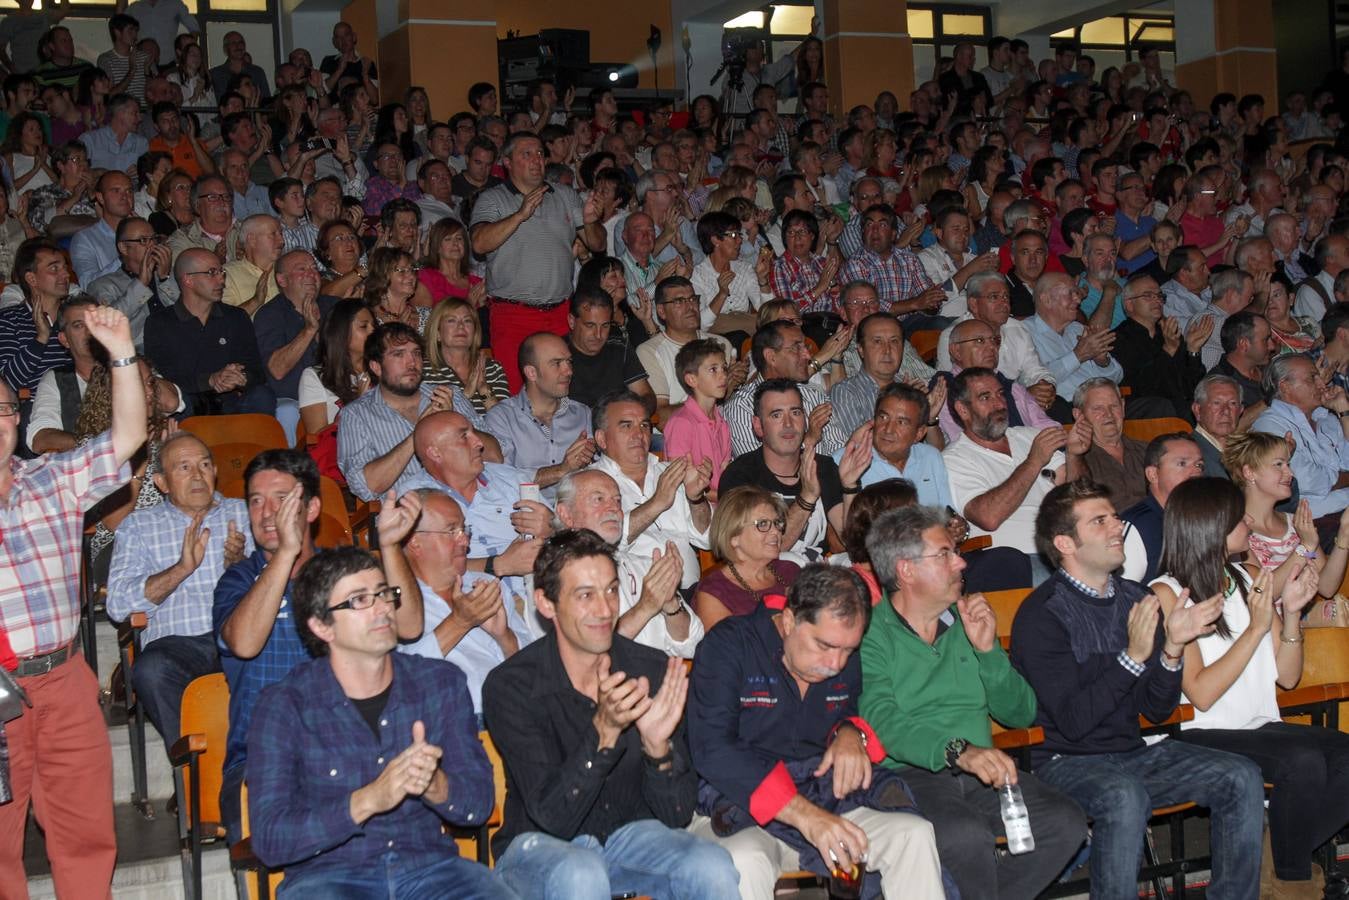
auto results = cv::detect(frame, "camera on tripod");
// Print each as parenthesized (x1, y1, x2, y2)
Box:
(711, 27, 761, 91)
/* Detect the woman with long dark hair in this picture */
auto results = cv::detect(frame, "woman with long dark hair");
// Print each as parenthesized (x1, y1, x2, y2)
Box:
(1151, 477, 1349, 896)
(299, 298, 376, 434)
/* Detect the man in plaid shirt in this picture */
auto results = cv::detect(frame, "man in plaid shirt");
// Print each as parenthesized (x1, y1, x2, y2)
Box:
(839, 204, 952, 332)
(0, 306, 143, 897)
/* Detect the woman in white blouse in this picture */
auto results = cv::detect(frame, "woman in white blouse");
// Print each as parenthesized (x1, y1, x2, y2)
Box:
(1151, 477, 1349, 896)
(299, 298, 376, 434)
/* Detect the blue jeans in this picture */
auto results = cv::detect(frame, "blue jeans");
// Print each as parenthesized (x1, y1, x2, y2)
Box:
(495, 819, 740, 900)
(278, 852, 517, 899)
(129, 633, 219, 756)
(1037, 738, 1263, 900)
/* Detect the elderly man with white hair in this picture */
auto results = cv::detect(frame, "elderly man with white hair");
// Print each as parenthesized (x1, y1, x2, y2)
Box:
(222, 213, 283, 316)
(936, 271, 1058, 403)
(552, 468, 704, 658)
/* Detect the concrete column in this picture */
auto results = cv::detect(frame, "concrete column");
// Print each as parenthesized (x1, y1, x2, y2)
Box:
(820, 0, 913, 116)
(1174, 0, 1278, 112)
(371, 0, 499, 119)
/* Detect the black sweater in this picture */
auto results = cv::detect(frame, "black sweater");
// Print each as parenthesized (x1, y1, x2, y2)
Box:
(1009, 571, 1181, 768)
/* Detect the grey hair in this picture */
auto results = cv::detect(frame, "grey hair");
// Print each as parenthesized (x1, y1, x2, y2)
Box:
(865, 505, 952, 593)
(965, 271, 1007, 300)
(550, 470, 582, 532)
(634, 168, 673, 206)
(1234, 237, 1272, 271)
(1004, 199, 1039, 230)
(1210, 267, 1251, 302)
(1262, 353, 1313, 404)
(1071, 376, 1122, 410)
(239, 213, 278, 244)
(1194, 373, 1242, 406)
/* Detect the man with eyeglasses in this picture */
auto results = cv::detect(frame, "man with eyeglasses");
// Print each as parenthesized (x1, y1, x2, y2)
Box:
(859, 504, 1087, 899)
(69, 170, 135, 287)
(937, 318, 1059, 443)
(835, 280, 935, 384)
(0, 305, 140, 896)
(1179, 172, 1246, 268)
(145, 247, 274, 416)
(167, 173, 242, 267)
(247, 541, 515, 899)
(1113, 172, 1159, 275)
(414, 158, 457, 230)
(614, 169, 699, 267)
(1112, 272, 1208, 418)
(400, 488, 533, 721)
(829, 313, 940, 440)
(214, 449, 425, 844)
(89, 216, 178, 350)
(837, 177, 883, 260)
(362, 140, 422, 217)
(566, 288, 655, 413)
(936, 272, 1056, 398)
(471, 131, 607, 393)
(996, 200, 1065, 283)
(635, 276, 738, 426)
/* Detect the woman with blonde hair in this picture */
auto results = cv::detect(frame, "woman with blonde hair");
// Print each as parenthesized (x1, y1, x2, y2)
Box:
(417, 217, 484, 306)
(1223, 430, 1349, 598)
(421, 298, 508, 415)
(692, 486, 800, 631)
(151, 170, 195, 235)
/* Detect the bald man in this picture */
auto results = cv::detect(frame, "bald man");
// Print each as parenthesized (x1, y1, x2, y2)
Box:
(936, 318, 1058, 444)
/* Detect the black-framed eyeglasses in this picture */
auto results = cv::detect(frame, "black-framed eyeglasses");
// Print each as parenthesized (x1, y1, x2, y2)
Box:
(718, 230, 744, 240)
(329, 585, 402, 613)
(0, 402, 18, 417)
(119, 235, 164, 246)
(751, 517, 786, 533)
(659, 295, 700, 307)
(952, 335, 1002, 347)
(414, 525, 473, 539)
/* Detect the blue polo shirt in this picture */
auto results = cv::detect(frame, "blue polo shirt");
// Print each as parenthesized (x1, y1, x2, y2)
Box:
(213, 548, 311, 776)
(836, 443, 954, 510)
(1114, 211, 1158, 274)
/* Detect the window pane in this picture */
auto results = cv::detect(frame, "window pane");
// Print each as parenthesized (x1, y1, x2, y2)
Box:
(1134, 24, 1174, 44)
(208, 0, 267, 10)
(908, 8, 934, 40)
(771, 5, 813, 36)
(942, 13, 985, 36)
(1080, 17, 1125, 46)
(724, 11, 764, 29)
(1051, 27, 1076, 39)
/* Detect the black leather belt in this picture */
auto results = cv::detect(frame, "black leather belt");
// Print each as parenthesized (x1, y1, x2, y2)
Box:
(15, 644, 73, 677)
(489, 296, 567, 311)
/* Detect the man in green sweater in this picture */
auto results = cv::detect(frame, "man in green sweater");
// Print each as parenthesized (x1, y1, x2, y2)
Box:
(859, 504, 1087, 899)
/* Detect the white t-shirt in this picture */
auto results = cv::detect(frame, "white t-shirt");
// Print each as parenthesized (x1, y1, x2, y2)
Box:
(635, 331, 735, 404)
(943, 426, 1064, 554)
(690, 257, 773, 331)
(298, 366, 339, 423)
(1151, 570, 1282, 732)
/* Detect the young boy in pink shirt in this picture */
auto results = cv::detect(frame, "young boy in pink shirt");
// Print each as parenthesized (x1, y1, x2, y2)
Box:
(661, 339, 732, 497)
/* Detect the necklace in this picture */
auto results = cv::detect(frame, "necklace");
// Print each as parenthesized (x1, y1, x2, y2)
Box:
(727, 560, 783, 597)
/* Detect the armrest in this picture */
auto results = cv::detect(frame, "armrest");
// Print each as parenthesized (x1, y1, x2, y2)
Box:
(168, 732, 208, 767)
(1140, 703, 1194, 731)
(959, 535, 993, 554)
(1276, 684, 1331, 709)
(992, 726, 1044, 750)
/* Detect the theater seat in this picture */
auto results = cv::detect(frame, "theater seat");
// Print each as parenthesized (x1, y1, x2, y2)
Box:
(170, 672, 230, 900)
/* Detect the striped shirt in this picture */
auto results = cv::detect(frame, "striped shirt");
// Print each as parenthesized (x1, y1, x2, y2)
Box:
(0, 433, 128, 658)
(828, 370, 889, 439)
(107, 495, 253, 646)
(336, 381, 482, 501)
(0, 301, 73, 391)
(724, 375, 849, 458)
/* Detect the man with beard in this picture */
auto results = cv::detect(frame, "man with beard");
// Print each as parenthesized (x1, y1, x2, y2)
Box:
(936, 318, 1058, 443)
(553, 468, 702, 657)
(943, 367, 1087, 583)
(337, 323, 484, 502)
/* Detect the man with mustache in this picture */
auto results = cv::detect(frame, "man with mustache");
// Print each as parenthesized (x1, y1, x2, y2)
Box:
(943, 367, 1088, 584)
(688, 564, 947, 900)
(553, 468, 703, 657)
(859, 505, 1087, 900)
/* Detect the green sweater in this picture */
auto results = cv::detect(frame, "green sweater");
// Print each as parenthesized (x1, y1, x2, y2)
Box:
(859, 596, 1037, 773)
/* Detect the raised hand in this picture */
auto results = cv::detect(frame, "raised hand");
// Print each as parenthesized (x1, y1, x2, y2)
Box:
(563, 430, 597, 472)
(682, 455, 712, 499)
(1164, 587, 1223, 646)
(494, 535, 544, 577)
(1126, 593, 1160, 664)
(653, 457, 688, 510)
(638, 544, 683, 617)
(359, 721, 443, 817)
(1066, 420, 1093, 457)
(634, 655, 688, 757)
(450, 575, 505, 630)
(223, 519, 246, 568)
(593, 654, 653, 749)
(806, 402, 833, 446)
(179, 511, 209, 574)
(958, 592, 997, 653)
(376, 489, 423, 546)
(837, 422, 874, 487)
(518, 186, 548, 222)
(274, 483, 308, 555)
(510, 499, 553, 539)
(1028, 425, 1068, 467)
(84, 306, 135, 359)
(1281, 558, 1319, 617)
(1245, 568, 1275, 635)
(1294, 499, 1318, 549)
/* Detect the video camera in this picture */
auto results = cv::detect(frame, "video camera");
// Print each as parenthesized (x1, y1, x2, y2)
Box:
(711, 27, 761, 90)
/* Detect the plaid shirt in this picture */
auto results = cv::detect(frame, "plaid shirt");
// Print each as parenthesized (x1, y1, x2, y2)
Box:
(839, 246, 935, 311)
(214, 548, 313, 776)
(771, 253, 837, 313)
(0, 432, 129, 658)
(107, 495, 253, 647)
(247, 652, 493, 876)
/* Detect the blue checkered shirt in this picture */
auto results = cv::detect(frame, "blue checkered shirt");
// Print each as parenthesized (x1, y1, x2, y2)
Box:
(214, 548, 313, 776)
(839, 246, 936, 311)
(107, 495, 253, 646)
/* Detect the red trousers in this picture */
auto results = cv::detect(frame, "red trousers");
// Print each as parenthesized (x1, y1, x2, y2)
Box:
(0, 656, 115, 900)
(488, 300, 570, 394)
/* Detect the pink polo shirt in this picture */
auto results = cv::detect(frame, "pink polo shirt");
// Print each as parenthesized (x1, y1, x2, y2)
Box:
(662, 398, 732, 490)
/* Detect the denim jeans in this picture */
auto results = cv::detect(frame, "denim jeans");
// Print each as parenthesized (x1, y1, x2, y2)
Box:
(277, 851, 517, 899)
(129, 633, 219, 756)
(1037, 738, 1264, 900)
(495, 818, 741, 900)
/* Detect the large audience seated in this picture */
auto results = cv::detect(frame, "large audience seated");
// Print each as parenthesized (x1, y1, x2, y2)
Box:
(11, 14, 1349, 899)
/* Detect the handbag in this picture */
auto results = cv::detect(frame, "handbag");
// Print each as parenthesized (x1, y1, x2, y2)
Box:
(1303, 594, 1349, 628)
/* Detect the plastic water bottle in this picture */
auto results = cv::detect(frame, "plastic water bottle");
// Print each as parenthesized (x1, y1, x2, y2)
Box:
(999, 782, 1035, 854)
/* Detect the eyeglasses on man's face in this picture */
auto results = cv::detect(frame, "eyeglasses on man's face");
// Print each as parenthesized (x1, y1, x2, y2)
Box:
(328, 585, 403, 613)
(658, 295, 700, 308)
(414, 525, 473, 540)
(187, 267, 225, 278)
(0, 402, 19, 417)
(951, 334, 1002, 348)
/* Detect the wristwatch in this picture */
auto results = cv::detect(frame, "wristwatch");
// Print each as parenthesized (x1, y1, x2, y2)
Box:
(944, 737, 970, 769)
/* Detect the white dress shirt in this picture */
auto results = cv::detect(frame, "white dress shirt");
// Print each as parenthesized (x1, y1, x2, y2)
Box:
(591, 452, 711, 588)
(936, 314, 1056, 387)
(690, 257, 774, 332)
